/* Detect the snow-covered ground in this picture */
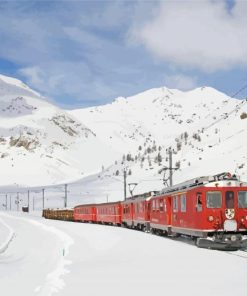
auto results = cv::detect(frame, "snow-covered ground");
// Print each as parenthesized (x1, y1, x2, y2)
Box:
(0, 212, 247, 296)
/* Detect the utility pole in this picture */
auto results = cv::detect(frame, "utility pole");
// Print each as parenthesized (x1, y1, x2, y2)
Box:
(64, 184, 68, 208)
(27, 190, 30, 212)
(42, 188, 45, 209)
(159, 147, 178, 187)
(168, 147, 173, 187)
(17, 192, 19, 211)
(124, 168, 127, 201)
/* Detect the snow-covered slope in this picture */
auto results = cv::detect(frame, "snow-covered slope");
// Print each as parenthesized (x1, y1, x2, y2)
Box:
(0, 74, 119, 186)
(1, 73, 246, 203)
(69, 86, 247, 201)
(70, 86, 238, 153)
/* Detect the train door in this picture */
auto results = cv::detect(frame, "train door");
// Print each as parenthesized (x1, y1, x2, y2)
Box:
(146, 201, 151, 221)
(224, 191, 236, 222)
(130, 202, 134, 227)
(194, 192, 203, 229)
(171, 195, 179, 227)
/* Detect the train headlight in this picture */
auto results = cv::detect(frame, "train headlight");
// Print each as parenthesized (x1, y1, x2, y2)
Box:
(231, 235, 237, 242)
(208, 215, 214, 222)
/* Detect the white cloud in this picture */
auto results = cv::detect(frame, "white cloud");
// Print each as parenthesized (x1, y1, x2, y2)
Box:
(164, 74, 198, 90)
(19, 67, 45, 89)
(130, 0, 247, 72)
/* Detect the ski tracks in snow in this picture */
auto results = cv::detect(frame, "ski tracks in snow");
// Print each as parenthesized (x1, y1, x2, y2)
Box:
(0, 213, 74, 296)
(0, 216, 15, 254)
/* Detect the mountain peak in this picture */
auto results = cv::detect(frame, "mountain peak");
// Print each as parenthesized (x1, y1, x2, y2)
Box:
(0, 73, 41, 98)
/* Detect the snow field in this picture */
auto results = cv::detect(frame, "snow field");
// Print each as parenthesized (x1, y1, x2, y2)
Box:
(1, 212, 247, 296)
(0, 212, 74, 296)
(0, 216, 15, 253)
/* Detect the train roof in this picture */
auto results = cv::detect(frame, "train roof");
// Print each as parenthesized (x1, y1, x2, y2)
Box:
(160, 172, 247, 195)
(74, 201, 122, 208)
(124, 191, 159, 202)
(44, 208, 74, 211)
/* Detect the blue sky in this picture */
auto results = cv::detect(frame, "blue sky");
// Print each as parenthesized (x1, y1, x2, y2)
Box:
(0, 0, 247, 108)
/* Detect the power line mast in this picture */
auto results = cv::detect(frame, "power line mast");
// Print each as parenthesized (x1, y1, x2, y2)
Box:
(159, 147, 178, 187)
(124, 168, 127, 201)
(27, 190, 30, 212)
(42, 188, 45, 209)
(168, 147, 174, 186)
(64, 184, 68, 208)
(17, 192, 19, 211)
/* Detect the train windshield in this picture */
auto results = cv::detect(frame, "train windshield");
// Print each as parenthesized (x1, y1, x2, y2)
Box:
(238, 191, 247, 208)
(206, 191, 222, 208)
(225, 191, 234, 208)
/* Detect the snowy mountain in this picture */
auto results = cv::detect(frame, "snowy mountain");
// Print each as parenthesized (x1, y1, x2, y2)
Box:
(1, 73, 246, 205)
(0, 74, 119, 187)
(69, 86, 247, 201)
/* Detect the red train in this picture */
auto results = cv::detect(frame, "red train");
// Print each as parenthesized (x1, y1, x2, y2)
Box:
(43, 172, 247, 251)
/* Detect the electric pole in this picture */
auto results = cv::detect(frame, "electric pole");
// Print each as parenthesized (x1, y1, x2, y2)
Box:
(17, 192, 19, 211)
(42, 188, 45, 209)
(64, 184, 68, 208)
(27, 190, 30, 212)
(124, 168, 127, 201)
(168, 147, 173, 186)
(159, 147, 178, 187)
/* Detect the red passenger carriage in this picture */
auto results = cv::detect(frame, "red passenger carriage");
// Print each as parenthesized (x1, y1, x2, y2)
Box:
(74, 204, 96, 223)
(149, 194, 171, 235)
(95, 202, 122, 225)
(122, 192, 157, 231)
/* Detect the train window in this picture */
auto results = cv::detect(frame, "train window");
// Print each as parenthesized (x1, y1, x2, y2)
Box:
(225, 191, 234, 208)
(140, 203, 143, 213)
(196, 193, 202, 212)
(238, 191, 247, 208)
(148, 203, 151, 212)
(160, 199, 164, 212)
(152, 200, 156, 211)
(206, 191, 222, 208)
(181, 194, 186, 212)
(173, 196, 178, 212)
(156, 200, 159, 211)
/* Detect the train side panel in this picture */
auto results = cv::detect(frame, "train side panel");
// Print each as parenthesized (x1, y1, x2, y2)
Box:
(150, 195, 171, 233)
(74, 205, 96, 222)
(96, 202, 122, 225)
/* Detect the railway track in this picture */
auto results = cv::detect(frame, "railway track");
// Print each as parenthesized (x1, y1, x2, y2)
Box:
(226, 249, 247, 260)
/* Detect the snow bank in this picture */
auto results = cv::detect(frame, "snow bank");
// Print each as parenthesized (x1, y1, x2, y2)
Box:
(0, 217, 15, 254)
(0, 213, 74, 296)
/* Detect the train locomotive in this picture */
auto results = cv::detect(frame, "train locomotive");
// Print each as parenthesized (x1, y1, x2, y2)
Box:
(43, 172, 247, 251)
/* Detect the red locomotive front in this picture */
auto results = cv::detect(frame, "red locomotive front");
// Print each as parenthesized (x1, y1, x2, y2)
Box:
(165, 172, 247, 250)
